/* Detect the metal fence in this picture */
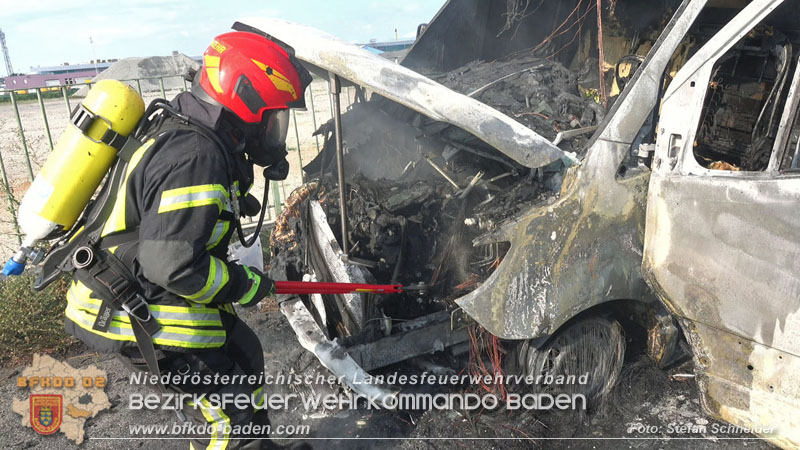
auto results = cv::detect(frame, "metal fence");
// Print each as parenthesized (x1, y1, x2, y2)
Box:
(0, 74, 353, 256)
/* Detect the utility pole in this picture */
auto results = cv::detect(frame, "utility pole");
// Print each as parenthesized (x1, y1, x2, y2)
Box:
(89, 36, 99, 76)
(0, 28, 14, 77)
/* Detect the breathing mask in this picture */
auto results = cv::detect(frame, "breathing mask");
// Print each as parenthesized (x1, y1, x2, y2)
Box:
(242, 109, 290, 167)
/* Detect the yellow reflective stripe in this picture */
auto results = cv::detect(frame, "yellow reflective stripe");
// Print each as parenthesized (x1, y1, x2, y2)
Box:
(204, 55, 224, 94)
(68, 281, 235, 325)
(65, 306, 225, 348)
(158, 184, 228, 214)
(251, 59, 297, 99)
(198, 398, 231, 450)
(102, 139, 156, 237)
(161, 185, 229, 198)
(206, 220, 230, 250)
(184, 257, 229, 303)
(230, 180, 252, 197)
(253, 386, 265, 408)
(70, 281, 222, 314)
(66, 290, 223, 327)
(238, 266, 260, 305)
(69, 279, 93, 297)
(66, 306, 134, 343)
(67, 282, 224, 325)
(219, 303, 236, 315)
(67, 305, 225, 336)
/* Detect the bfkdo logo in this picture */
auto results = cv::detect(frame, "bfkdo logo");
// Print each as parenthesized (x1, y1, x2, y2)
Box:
(13, 354, 111, 444)
(30, 394, 62, 435)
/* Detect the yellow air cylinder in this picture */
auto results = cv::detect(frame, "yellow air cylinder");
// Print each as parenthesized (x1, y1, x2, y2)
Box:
(17, 79, 145, 244)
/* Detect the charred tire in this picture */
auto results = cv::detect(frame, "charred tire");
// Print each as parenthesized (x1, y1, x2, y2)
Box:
(513, 317, 625, 409)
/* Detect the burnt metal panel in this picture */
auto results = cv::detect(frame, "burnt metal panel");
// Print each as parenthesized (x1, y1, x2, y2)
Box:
(237, 17, 564, 170)
(645, 175, 800, 352)
(400, 0, 490, 73)
(454, 0, 709, 339)
(676, 320, 800, 449)
(280, 296, 398, 404)
(455, 162, 656, 339)
(308, 200, 372, 334)
(347, 312, 470, 371)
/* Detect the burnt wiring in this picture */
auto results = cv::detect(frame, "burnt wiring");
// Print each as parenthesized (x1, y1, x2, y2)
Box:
(532, 0, 594, 60)
(497, 0, 546, 38)
(596, 0, 608, 107)
(468, 325, 508, 401)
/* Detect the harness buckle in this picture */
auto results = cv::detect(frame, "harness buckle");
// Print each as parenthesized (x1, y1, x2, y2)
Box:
(71, 104, 115, 145)
(122, 294, 152, 322)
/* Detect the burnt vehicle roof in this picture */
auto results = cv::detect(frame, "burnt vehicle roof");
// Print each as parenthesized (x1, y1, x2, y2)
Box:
(235, 18, 566, 169)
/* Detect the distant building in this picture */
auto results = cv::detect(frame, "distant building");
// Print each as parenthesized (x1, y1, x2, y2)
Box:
(3, 60, 117, 91)
(359, 39, 415, 63)
(360, 39, 415, 53)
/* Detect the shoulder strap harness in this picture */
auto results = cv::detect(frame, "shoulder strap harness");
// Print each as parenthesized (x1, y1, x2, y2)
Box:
(34, 99, 238, 421)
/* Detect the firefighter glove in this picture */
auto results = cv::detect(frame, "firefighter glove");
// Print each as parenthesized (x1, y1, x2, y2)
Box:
(239, 267, 275, 307)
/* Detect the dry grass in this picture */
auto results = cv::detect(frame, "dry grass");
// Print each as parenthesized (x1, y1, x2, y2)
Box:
(0, 272, 80, 366)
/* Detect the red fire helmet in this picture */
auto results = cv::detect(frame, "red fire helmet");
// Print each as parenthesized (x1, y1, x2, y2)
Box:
(197, 31, 311, 123)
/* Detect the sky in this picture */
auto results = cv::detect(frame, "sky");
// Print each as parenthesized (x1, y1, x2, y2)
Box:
(0, 0, 445, 74)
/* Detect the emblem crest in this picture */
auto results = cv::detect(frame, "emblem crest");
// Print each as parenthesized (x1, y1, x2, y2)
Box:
(30, 394, 62, 435)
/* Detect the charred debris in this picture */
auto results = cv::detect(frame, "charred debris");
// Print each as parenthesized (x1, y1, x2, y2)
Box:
(270, 0, 686, 342)
(270, 56, 609, 339)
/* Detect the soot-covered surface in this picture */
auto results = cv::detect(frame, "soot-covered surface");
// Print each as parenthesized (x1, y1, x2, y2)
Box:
(396, 356, 773, 449)
(432, 55, 606, 154)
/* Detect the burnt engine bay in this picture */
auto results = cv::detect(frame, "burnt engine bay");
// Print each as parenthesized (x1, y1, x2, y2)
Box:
(270, 55, 603, 345)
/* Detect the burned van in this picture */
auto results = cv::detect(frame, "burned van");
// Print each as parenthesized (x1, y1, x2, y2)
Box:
(241, 0, 800, 446)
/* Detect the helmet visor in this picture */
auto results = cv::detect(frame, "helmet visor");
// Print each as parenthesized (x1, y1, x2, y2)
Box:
(264, 109, 290, 148)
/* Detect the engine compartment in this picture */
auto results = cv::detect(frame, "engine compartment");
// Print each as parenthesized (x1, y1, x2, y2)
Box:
(269, 52, 605, 343)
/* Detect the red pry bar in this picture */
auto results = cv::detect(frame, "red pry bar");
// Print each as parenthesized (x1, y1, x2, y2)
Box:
(274, 281, 404, 295)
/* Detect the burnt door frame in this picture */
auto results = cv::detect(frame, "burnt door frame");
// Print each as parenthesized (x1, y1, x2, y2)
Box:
(643, 0, 800, 445)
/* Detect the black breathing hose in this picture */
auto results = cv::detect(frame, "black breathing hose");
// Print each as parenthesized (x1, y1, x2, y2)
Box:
(236, 172, 270, 248)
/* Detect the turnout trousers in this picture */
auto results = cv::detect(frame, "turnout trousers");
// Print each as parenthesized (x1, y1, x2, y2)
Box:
(120, 315, 269, 450)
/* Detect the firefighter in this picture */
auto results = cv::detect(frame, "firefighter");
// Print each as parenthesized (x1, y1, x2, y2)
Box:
(63, 31, 312, 449)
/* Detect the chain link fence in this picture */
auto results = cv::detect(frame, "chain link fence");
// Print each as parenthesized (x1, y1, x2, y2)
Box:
(0, 75, 354, 259)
